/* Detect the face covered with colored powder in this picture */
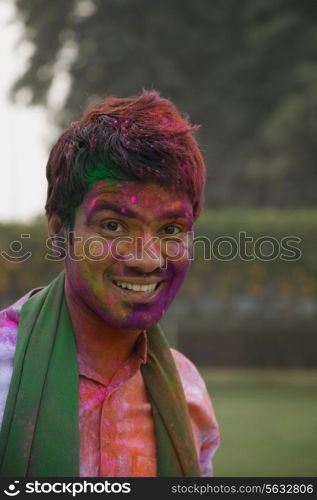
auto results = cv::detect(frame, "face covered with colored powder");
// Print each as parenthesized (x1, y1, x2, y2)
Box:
(64, 180, 194, 331)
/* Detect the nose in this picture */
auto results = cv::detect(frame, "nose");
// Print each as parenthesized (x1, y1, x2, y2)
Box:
(123, 233, 164, 273)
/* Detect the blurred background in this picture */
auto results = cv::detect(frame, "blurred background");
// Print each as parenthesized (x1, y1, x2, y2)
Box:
(0, 0, 316, 476)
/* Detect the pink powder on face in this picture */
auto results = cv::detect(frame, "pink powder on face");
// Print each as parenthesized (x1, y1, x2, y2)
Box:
(107, 295, 114, 305)
(130, 196, 136, 204)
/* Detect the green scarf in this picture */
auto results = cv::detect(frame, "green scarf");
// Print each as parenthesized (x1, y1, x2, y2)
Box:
(0, 272, 200, 477)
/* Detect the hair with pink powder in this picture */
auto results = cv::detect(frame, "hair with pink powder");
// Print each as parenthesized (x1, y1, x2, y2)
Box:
(45, 89, 206, 227)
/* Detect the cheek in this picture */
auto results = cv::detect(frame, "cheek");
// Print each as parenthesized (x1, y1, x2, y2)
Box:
(71, 235, 112, 261)
(68, 238, 116, 283)
(66, 251, 105, 298)
(170, 262, 190, 288)
(166, 251, 191, 300)
(163, 240, 192, 273)
(73, 260, 100, 296)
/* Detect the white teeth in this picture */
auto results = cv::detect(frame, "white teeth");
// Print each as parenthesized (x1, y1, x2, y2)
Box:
(115, 281, 157, 293)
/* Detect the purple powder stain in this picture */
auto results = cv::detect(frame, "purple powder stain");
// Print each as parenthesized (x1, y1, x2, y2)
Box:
(103, 458, 116, 468)
(130, 195, 136, 204)
(94, 389, 107, 402)
(120, 207, 126, 213)
(104, 418, 111, 427)
(89, 199, 97, 210)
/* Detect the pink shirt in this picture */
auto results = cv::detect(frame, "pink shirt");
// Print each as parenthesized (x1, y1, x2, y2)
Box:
(0, 291, 220, 477)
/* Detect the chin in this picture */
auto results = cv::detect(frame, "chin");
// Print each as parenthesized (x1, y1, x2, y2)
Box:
(96, 296, 173, 331)
(123, 304, 168, 331)
(96, 311, 158, 332)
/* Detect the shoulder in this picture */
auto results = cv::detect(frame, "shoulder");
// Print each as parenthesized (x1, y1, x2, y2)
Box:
(0, 288, 43, 428)
(0, 287, 43, 356)
(171, 348, 220, 476)
(0, 299, 22, 428)
(171, 348, 212, 409)
(0, 304, 20, 359)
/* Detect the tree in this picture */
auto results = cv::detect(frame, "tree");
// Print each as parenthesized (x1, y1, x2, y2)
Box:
(10, 0, 317, 207)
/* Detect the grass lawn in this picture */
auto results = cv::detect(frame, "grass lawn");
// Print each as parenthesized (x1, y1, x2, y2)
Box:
(200, 368, 317, 477)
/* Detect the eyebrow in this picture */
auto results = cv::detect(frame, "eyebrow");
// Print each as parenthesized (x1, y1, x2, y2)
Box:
(156, 210, 193, 222)
(87, 200, 193, 224)
(87, 201, 139, 222)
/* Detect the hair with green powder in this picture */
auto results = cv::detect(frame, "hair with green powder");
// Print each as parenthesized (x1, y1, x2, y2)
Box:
(45, 89, 206, 228)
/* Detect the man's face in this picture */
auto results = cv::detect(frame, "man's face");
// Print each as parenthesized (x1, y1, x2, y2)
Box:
(64, 180, 194, 330)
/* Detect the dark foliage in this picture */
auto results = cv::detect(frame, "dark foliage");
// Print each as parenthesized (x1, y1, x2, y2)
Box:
(11, 0, 317, 207)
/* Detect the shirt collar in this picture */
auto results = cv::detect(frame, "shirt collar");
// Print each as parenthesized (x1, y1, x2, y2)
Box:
(135, 329, 148, 364)
(78, 330, 148, 387)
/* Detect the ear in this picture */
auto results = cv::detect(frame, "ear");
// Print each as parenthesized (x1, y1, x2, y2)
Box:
(47, 214, 64, 238)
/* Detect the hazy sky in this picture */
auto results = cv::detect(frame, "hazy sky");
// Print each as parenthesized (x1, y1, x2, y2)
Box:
(0, 2, 50, 222)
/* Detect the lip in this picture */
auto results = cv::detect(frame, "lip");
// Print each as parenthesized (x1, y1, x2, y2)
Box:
(111, 277, 164, 285)
(111, 280, 166, 303)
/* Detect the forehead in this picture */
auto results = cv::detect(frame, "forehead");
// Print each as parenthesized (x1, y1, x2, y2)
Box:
(81, 180, 193, 220)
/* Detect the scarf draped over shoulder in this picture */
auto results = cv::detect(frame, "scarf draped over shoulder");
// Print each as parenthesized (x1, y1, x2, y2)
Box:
(0, 272, 201, 477)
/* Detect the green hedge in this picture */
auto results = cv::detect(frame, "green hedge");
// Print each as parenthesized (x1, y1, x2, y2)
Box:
(166, 209, 317, 367)
(185, 208, 317, 299)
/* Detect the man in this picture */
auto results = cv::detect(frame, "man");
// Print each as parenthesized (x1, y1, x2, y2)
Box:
(0, 90, 219, 477)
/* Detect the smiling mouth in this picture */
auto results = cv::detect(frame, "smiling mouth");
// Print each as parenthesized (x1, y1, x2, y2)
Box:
(112, 280, 160, 293)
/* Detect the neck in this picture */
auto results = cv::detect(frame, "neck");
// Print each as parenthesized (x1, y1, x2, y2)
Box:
(64, 278, 142, 384)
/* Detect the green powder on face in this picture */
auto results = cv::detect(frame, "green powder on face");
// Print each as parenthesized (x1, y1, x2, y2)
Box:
(66, 161, 130, 228)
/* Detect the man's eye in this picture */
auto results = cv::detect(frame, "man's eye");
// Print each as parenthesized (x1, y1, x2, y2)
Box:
(102, 221, 123, 232)
(162, 225, 181, 235)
